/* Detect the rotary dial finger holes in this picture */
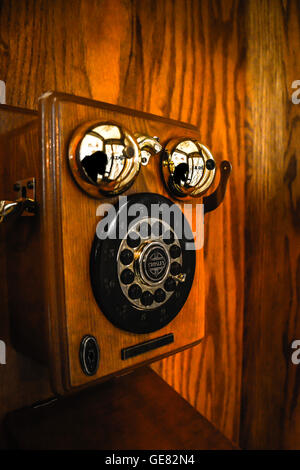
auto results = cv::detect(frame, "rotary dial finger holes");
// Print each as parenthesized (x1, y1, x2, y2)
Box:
(117, 217, 183, 310)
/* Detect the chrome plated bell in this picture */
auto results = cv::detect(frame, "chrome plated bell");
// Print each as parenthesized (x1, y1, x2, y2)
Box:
(161, 138, 216, 199)
(68, 122, 141, 197)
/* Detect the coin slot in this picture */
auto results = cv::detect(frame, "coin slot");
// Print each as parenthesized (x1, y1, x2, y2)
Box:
(121, 334, 174, 360)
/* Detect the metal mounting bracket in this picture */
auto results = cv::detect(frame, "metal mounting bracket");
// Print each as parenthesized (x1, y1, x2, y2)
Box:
(203, 161, 232, 214)
(0, 178, 37, 223)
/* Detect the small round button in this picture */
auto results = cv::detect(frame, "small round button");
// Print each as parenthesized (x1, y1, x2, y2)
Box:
(164, 277, 176, 292)
(127, 232, 141, 248)
(206, 159, 216, 170)
(170, 262, 182, 276)
(163, 230, 175, 245)
(79, 336, 100, 376)
(120, 269, 135, 285)
(154, 288, 166, 303)
(170, 244, 181, 259)
(120, 249, 134, 265)
(128, 284, 142, 300)
(141, 291, 154, 306)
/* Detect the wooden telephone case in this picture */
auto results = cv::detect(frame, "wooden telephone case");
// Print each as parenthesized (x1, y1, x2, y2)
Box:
(1, 92, 230, 395)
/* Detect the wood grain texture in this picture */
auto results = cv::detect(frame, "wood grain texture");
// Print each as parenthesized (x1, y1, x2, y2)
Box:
(151, 0, 246, 443)
(36, 92, 206, 392)
(0, 107, 53, 449)
(4, 367, 238, 450)
(241, 0, 300, 450)
(0, 0, 245, 445)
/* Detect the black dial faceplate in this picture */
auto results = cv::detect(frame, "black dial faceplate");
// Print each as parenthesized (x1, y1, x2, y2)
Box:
(90, 193, 196, 334)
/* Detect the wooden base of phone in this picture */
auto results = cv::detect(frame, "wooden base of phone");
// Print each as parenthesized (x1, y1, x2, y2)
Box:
(1, 92, 207, 395)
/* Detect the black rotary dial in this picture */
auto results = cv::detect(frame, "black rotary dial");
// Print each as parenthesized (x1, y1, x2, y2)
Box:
(90, 193, 196, 334)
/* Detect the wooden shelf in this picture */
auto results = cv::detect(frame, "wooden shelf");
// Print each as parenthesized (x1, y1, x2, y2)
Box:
(5, 367, 238, 450)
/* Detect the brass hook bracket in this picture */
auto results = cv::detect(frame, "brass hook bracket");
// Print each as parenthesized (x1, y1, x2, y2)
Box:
(0, 178, 37, 223)
(203, 161, 232, 214)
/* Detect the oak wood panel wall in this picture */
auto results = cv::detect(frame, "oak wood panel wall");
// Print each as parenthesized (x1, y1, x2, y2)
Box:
(241, 0, 300, 450)
(151, 0, 246, 443)
(0, 0, 245, 445)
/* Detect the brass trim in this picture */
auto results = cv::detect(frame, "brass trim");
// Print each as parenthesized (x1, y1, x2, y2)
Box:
(135, 134, 162, 166)
(0, 178, 37, 223)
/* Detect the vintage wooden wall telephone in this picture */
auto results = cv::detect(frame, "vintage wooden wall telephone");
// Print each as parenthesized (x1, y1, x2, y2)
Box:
(0, 92, 231, 395)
